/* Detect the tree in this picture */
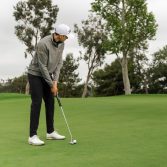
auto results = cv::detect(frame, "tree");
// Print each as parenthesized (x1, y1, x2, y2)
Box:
(0, 74, 27, 93)
(128, 50, 149, 93)
(93, 59, 124, 96)
(11, 74, 28, 93)
(148, 45, 167, 93)
(74, 14, 107, 97)
(59, 53, 81, 97)
(92, 0, 157, 95)
(92, 55, 150, 96)
(74, 13, 107, 97)
(13, 0, 59, 58)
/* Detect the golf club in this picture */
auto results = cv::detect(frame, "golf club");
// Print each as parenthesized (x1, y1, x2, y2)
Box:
(55, 94, 77, 145)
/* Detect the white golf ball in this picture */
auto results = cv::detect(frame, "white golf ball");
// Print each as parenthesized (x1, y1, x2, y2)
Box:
(73, 139, 77, 144)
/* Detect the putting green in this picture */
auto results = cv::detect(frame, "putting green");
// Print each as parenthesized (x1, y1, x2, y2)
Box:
(0, 93, 167, 167)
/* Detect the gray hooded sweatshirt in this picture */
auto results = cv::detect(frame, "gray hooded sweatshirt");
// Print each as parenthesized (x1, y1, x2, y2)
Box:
(28, 34, 64, 87)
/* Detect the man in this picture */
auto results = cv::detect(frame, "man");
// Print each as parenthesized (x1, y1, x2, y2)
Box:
(28, 24, 71, 146)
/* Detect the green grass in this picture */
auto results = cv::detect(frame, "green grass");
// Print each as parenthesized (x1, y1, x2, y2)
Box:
(0, 93, 167, 167)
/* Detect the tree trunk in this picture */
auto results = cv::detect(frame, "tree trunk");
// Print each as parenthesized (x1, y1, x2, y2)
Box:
(121, 56, 131, 95)
(82, 71, 91, 98)
(143, 79, 148, 94)
(120, 0, 131, 95)
(25, 81, 30, 95)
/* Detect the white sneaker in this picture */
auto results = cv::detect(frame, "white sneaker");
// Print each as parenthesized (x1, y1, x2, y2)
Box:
(28, 135, 45, 146)
(46, 131, 65, 140)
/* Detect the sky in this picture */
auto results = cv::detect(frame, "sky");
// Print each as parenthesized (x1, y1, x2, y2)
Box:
(0, 0, 167, 81)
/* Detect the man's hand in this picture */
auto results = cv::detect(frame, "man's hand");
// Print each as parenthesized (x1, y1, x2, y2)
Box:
(51, 81, 58, 96)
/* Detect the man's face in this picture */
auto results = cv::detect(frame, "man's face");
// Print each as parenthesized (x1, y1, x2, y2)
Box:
(53, 33, 68, 43)
(58, 35, 68, 42)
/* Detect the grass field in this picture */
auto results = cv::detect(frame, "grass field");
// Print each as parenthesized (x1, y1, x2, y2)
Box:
(0, 93, 167, 167)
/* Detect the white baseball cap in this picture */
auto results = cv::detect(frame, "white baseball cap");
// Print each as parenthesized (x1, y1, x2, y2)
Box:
(55, 24, 71, 38)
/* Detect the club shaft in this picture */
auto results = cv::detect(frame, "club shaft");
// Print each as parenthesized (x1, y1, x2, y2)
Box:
(60, 106, 73, 141)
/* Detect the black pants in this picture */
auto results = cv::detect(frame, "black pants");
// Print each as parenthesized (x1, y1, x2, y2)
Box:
(28, 74, 55, 137)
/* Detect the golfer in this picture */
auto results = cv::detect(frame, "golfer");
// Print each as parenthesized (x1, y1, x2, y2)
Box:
(27, 24, 71, 146)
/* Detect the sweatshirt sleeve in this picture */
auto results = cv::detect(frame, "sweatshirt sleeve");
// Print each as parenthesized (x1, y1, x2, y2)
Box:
(36, 42, 53, 87)
(52, 44, 64, 81)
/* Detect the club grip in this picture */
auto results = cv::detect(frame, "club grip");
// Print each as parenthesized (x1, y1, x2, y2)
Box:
(56, 94, 62, 107)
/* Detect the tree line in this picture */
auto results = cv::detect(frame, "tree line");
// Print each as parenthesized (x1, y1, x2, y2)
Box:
(1, 0, 166, 97)
(1, 45, 167, 96)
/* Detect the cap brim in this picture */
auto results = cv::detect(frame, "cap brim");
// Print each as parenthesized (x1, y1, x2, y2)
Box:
(66, 33, 75, 39)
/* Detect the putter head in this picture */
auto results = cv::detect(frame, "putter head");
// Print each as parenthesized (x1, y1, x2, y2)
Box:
(69, 139, 77, 145)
